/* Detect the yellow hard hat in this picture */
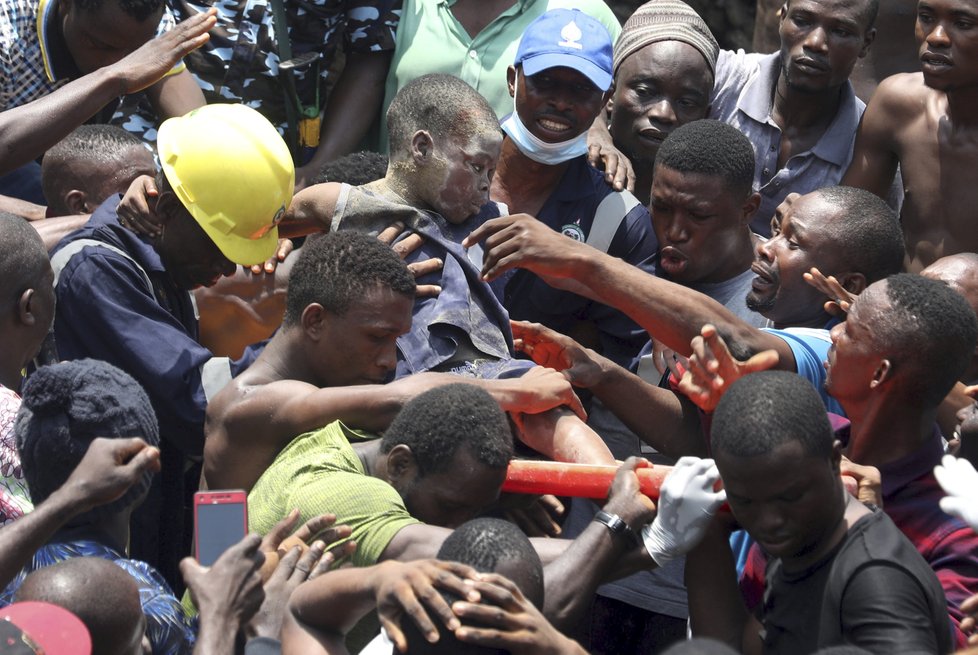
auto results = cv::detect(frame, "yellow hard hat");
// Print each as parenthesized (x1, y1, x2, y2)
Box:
(157, 104, 295, 266)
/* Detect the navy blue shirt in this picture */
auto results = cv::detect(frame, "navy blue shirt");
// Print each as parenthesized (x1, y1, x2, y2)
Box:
(50, 196, 260, 457)
(502, 156, 658, 367)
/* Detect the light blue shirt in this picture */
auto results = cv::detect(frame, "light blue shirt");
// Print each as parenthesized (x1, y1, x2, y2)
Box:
(710, 50, 864, 236)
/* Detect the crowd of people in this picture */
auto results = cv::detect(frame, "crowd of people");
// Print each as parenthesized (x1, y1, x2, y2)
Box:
(1, 0, 978, 652)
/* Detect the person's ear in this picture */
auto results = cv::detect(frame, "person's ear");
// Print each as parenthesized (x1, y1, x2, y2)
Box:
(300, 303, 327, 340)
(859, 27, 877, 58)
(507, 66, 518, 98)
(870, 358, 892, 389)
(838, 272, 867, 296)
(411, 130, 434, 165)
(386, 444, 418, 485)
(17, 289, 39, 327)
(830, 439, 843, 473)
(153, 190, 181, 226)
(600, 88, 613, 109)
(63, 190, 88, 215)
(741, 192, 761, 227)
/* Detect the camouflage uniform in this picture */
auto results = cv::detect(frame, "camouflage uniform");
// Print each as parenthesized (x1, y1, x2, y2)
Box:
(114, 0, 400, 144)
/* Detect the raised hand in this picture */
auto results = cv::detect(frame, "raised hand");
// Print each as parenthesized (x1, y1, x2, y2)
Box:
(678, 324, 779, 412)
(110, 9, 218, 95)
(453, 573, 589, 655)
(803, 266, 857, 317)
(64, 437, 160, 513)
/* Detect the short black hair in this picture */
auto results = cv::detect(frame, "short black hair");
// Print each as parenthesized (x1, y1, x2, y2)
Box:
(74, 0, 163, 23)
(438, 517, 544, 606)
(387, 74, 500, 156)
(815, 186, 904, 284)
(654, 119, 755, 199)
(0, 213, 48, 305)
(400, 517, 540, 655)
(381, 384, 514, 476)
(41, 125, 149, 214)
(313, 151, 389, 186)
(283, 231, 415, 326)
(872, 274, 978, 406)
(712, 370, 833, 459)
(785, 0, 879, 31)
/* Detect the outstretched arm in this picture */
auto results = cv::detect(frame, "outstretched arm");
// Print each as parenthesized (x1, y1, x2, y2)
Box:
(464, 214, 796, 366)
(0, 10, 216, 175)
(512, 320, 706, 458)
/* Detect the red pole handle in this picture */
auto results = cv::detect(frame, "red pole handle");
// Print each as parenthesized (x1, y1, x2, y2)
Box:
(501, 460, 672, 500)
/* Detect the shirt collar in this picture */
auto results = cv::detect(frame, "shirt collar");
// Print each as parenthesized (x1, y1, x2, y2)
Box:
(736, 53, 862, 167)
(37, 0, 81, 82)
(878, 425, 945, 499)
(833, 419, 944, 499)
(87, 195, 168, 275)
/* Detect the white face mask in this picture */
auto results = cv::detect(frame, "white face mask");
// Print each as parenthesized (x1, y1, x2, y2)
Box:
(500, 71, 589, 165)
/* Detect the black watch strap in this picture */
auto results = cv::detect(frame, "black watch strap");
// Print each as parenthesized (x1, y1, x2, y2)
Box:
(594, 510, 633, 540)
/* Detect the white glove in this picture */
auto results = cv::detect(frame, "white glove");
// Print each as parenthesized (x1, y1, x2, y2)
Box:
(935, 454, 978, 532)
(642, 456, 727, 566)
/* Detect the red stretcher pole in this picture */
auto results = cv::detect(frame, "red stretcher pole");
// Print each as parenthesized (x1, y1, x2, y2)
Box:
(501, 460, 672, 501)
(503, 461, 859, 502)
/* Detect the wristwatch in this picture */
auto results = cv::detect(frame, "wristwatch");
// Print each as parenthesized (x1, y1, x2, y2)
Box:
(593, 510, 636, 542)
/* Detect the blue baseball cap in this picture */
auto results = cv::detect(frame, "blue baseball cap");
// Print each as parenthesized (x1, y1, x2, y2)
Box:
(515, 9, 614, 91)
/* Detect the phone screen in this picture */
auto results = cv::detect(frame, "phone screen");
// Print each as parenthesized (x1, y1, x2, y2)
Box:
(196, 500, 246, 566)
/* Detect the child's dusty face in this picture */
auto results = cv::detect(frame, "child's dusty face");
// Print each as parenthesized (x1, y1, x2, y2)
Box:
(428, 131, 502, 224)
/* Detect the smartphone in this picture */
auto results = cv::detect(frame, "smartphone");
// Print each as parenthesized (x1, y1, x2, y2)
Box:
(194, 490, 247, 566)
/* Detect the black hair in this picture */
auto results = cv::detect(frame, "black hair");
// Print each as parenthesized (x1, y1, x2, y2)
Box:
(438, 517, 544, 607)
(654, 119, 755, 199)
(399, 517, 541, 655)
(381, 384, 514, 476)
(41, 125, 151, 215)
(0, 213, 48, 305)
(712, 370, 833, 459)
(387, 74, 500, 156)
(312, 151, 389, 186)
(283, 231, 415, 326)
(815, 186, 904, 284)
(873, 274, 978, 406)
(74, 0, 163, 23)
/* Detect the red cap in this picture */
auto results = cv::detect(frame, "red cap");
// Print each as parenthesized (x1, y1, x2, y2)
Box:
(1, 602, 92, 655)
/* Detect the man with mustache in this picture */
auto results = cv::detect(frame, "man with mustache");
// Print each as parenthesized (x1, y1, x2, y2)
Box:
(466, 185, 905, 425)
(710, 0, 879, 235)
(843, 0, 978, 272)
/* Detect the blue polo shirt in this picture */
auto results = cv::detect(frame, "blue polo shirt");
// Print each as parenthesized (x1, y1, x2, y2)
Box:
(710, 50, 864, 236)
(502, 155, 658, 367)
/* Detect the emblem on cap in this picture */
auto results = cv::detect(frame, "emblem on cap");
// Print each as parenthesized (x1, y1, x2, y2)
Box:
(559, 21, 583, 50)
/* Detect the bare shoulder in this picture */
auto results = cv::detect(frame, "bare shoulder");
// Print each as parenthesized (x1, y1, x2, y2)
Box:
(217, 377, 319, 427)
(868, 73, 933, 118)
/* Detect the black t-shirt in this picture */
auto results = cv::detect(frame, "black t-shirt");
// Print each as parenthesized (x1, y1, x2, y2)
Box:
(761, 508, 952, 654)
